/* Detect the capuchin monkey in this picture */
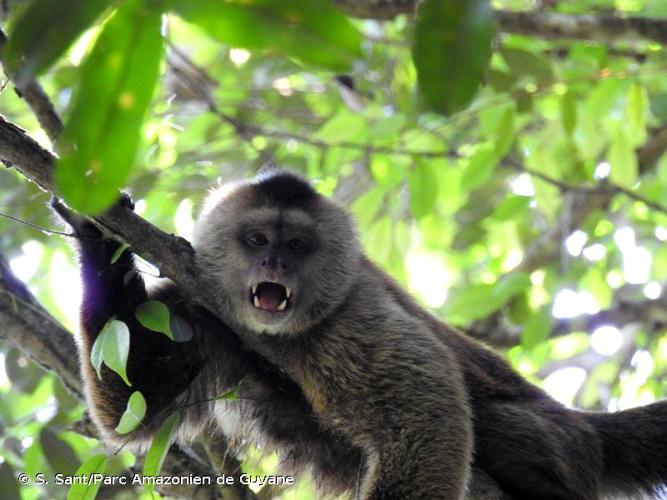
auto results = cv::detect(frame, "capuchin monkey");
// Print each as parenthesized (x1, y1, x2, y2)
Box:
(55, 170, 667, 500)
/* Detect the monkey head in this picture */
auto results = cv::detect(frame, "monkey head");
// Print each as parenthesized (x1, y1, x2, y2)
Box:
(193, 170, 361, 335)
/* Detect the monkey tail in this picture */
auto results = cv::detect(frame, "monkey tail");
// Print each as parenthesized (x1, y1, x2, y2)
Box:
(586, 400, 667, 497)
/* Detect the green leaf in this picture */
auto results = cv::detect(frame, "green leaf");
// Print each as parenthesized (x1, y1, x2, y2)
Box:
(493, 273, 531, 303)
(445, 273, 530, 322)
(351, 187, 385, 228)
(40, 429, 81, 476)
(55, 0, 164, 215)
(23, 441, 47, 481)
(0, 462, 20, 500)
(370, 155, 408, 189)
(370, 114, 406, 145)
(412, 0, 494, 115)
(409, 160, 439, 219)
(577, 79, 628, 159)
(216, 388, 239, 401)
(67, 454, 107, 500)
(90, 319, 131, 386)
(4, 0, 110, 84)
(500, 47, 553, 84)
(315, 110, 367, 143)
(494, 106, 515, 157)
(521, 307, 552, 351)
(580, 267, 612, 309)
(493, 195, 530, 222)
(461, 143, 497, 190)
(444, 283, 497, 322)
(136, 300, 174, 339)
(110, 243, 130, 265)
(115, 391, 147, 434)
(487, 69, 516, 93)
(608, 128, 638, 188)
(168, 0, 362, 73)
(560, 90, 577, 136)
(5, 348, 41, 393)
(143, 413, 181, 490)
(626, 82, 648, 146)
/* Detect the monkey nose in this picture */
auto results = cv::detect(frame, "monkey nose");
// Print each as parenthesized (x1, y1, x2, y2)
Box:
(260, 254, 288, 270)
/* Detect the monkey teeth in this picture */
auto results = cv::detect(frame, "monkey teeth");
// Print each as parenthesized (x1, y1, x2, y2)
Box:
(250, 281, 291, 312)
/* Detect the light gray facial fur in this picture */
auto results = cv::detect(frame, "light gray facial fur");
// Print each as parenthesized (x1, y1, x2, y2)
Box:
(192, 178, 361, 335)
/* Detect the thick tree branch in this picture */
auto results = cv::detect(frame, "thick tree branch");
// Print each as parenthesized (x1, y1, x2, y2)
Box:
(335, 1, 667, 47)
(0, 253, 82, 396)
(469, 291, 667, 348)
(494, 10, 667, 46)
(0, 115, 210, 310)
(0, 29, 63, 142)
(554, 295, 667, 337)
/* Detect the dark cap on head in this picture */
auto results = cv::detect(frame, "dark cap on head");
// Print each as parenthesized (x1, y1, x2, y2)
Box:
(252, 170, 319, 211)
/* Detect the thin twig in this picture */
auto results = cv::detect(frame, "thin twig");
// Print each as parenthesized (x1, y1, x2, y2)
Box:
(0, 211, 75, 237)
(508, 161, 667, 218)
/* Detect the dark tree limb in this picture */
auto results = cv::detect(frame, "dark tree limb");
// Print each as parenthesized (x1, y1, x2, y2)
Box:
(493, 10, 667, 46)
(0, 28, 63, 143)
(0, 115, 211, 311)
(334, 1, 667, 47)
(467, 291, 667, 348)
(0, 252, 82, 397)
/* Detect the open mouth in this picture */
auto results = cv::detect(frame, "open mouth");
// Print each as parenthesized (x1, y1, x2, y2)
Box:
(250, 282, 292, 312)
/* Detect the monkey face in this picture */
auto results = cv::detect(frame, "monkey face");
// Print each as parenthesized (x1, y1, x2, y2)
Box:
(239, 210, 314, 329)
(193, 172, 361, 335)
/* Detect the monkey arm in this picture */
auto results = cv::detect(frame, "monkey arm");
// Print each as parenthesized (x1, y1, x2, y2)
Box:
(78, 234, 212, 444)
(52, 199, 218, 446)
(361, 358, 473, 500)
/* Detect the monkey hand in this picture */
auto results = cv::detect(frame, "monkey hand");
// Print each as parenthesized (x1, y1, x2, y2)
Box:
(50, 191, 135, 240)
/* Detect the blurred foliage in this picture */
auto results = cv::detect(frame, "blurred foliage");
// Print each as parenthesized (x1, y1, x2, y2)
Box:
(0, 0, 667, 498)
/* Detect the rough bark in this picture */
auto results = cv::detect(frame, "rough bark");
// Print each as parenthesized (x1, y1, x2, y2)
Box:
(335, 0, 667, 47)
(0, 253, 81, 396)
(0, 28, 62, 142)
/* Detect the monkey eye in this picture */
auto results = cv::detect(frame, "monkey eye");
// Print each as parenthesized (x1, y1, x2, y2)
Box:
(247, 232, 269, 247)
(286, 238, 307, 253)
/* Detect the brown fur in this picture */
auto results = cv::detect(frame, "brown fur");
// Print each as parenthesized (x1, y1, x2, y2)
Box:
(57, 171, 667, 500)
(194, 171, 472, 498)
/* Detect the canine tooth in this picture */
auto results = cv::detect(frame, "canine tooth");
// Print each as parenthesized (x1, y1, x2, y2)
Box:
(252, 284, 257, 295)
(277, 300, 287, 311)
(286, 287, 292, 298)
(254, 296, 261, 308)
